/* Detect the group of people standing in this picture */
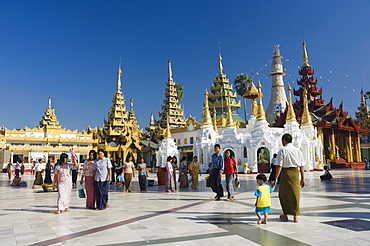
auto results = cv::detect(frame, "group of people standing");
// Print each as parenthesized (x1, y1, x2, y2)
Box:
(165, 156, 200, 192)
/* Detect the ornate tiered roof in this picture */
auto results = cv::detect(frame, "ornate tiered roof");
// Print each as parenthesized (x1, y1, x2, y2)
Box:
(208, 52, 243, 126)
(157, 60, 186, 129)
(275, 42, 367, 133)
(95, 63, 142, 152)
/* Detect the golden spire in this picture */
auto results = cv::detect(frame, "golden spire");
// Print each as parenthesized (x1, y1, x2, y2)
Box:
(286, 84, 297, 122)
(117, 59, 122, 91)
(218, 44, 223, 74)
(202, 89, 213, 125)
(256, 80, 267, 121)
(164, 114, 172, 139)
(301, 87, 313, 125)
(213, 108, 219, 134)
(302, 41, 310, 68)
(226, 99, 235, 127)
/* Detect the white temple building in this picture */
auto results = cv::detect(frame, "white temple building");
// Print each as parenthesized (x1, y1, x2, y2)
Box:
(168, 46, 323, 173)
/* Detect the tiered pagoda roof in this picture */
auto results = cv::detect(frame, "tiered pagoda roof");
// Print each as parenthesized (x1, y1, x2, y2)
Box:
(208, 52, 243, 126)
(275, 42, 367, 133)
(95, 63, 142, 150)
(157, 60, 186, 129)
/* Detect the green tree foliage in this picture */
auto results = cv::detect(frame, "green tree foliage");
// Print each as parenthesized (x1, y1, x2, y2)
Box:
(174, 83, 184, 101)
(234, 73, 253, 122)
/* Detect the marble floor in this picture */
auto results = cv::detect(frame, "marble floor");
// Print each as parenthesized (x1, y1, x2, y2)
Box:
(0, 169, 369, 246)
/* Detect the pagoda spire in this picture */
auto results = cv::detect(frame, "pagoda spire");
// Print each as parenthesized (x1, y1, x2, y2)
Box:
(158, 60, 186, 128)
(218, 52, 224, 75)
(117, 59, 122, 91)
(202, 89, 213, 125)
(48, 97, 52, 109)
(266, 44, 288, 124)
(226, 101, 235, 127)
(168, 60, 173, 81)
(302, 41, 310, 68)
(149, 113, 155, 126)
(256, 80, 267, 121)
(301, 87, 313, 125)
(164, 114, 172, 139)
(40, 97, 61, 128)
(286, 84, 297, 122)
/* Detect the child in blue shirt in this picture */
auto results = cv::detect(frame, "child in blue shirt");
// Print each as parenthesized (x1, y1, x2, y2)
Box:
(255, 173, 273, 224)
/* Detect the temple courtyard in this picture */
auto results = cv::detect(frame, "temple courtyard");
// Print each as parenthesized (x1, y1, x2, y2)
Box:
(0, 169, 369, 246)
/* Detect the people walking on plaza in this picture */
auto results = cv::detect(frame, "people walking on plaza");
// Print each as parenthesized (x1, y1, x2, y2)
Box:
(189, 156, 200, 189)
(210, 144, 224, 201)
(268, 153, 278, 183)
(272, 133, 305, 223)
(179, 156, 189, 188)
(15, 161, 20, 177)
(224, 149, 237, 201)
(123, 156, 135, 192)
(32, 159, 43, 189)
(137, 157, 148, 192)
(80, 150, 97, 209)
(171, 156, 178, 190)
(165, 156, 176, 192)
(44, 160, 53, 184)
(20, 162, 25, 176)
(255, 173, 273, 225)
(93, 149, 112, 210)
(54, 153, 78, 214)
(71, 165, 79, 187)
(6, 162, 12, 179)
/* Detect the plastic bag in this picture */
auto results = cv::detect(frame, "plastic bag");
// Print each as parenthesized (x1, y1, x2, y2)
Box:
(78, 184, 85, 198)
(234, 177, 240, 188)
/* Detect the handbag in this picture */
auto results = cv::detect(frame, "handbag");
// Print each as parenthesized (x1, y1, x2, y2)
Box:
(234, 177, 240, 188)
(205, 176, 210, 187)
(78, 184, 86, 198)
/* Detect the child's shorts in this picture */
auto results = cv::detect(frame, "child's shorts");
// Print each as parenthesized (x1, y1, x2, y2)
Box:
(255, 206, 271, 213)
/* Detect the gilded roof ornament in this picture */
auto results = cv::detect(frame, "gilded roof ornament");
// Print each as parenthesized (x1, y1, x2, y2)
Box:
(164, 114, 172, 139)
(225, 101, 235, 127)
(302, 41, 310, 68)
(256, 80, 267, 121)
(301, 87, 313, 125)
(286, 84, 298, 122)
(202, 89, 213, 125)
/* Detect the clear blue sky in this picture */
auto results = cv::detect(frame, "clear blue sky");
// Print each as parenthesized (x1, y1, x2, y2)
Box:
(1, 1, 369, 131)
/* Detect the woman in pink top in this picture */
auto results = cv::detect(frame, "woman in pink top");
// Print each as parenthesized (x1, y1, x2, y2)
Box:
(80, 150, 97, 209)
(165, 156, 176, 192)
(54, 152, 78, 214)
(123, 156, 135, 192)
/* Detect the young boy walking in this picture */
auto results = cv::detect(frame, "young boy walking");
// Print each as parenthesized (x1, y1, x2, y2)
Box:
(255, 174, 273, 224)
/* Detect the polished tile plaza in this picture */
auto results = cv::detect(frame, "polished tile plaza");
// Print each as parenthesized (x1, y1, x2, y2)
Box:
(0, 169, 369, 246)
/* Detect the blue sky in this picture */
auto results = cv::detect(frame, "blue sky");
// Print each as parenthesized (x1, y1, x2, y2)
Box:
(0, 1, 369, 131)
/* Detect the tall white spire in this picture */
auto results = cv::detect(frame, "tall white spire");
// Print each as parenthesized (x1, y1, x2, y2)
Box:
(48, 97, 52, 109)
(266, 45, 288, 125)
(168, 60, 173, 81)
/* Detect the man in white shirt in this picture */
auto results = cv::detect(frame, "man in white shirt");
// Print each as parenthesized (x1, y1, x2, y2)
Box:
(272, 133, 305, 223)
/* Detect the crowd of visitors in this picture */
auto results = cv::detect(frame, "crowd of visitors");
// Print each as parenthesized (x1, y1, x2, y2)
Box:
(4, 133, 341, 224)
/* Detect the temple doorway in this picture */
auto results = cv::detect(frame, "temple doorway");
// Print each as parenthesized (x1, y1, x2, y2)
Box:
(257, 147, 270, 173)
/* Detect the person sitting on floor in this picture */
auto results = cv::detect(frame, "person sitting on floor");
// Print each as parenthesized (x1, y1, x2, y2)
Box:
(320, 166, 333, 180)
